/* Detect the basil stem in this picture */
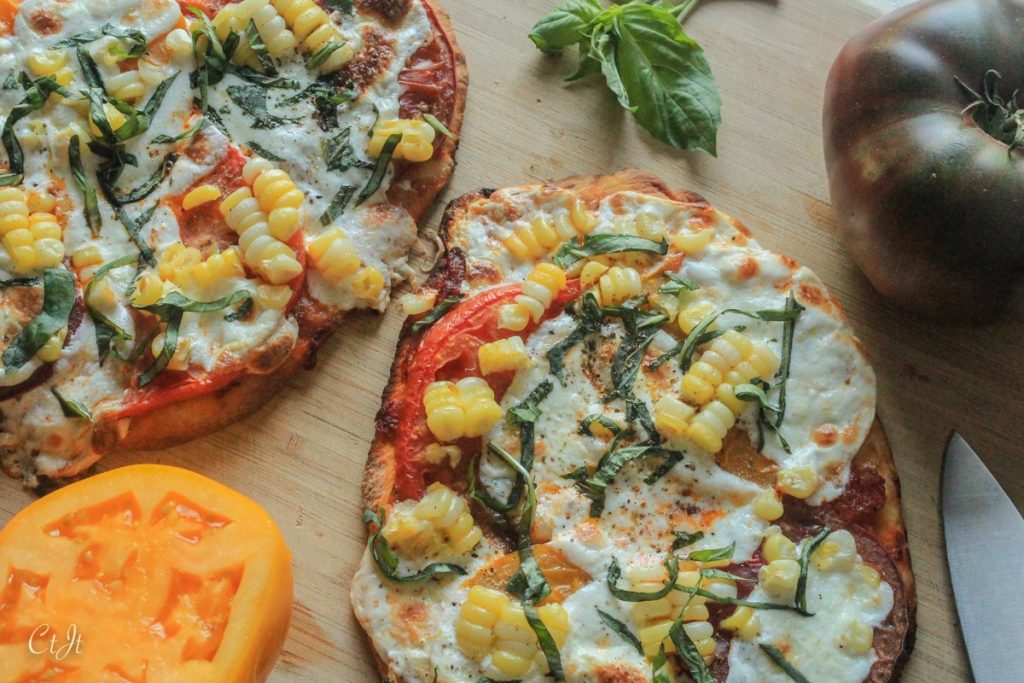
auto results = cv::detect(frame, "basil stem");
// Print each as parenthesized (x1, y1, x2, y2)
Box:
(669, 615, 715, 683)
(760, 643, 812, 683)
(552, 233, 667, 269)
(356, 133, 401, 205)
(68, 136, 101, 234)
(363, 509, 467, 583)
(2, 269, 76, 372)
(607, 555, 679, 602)
(51, 387, 94, 421)
(409, 295, 462, 333)
(796, 527, 831, 616)
(596, 608, 644, 656)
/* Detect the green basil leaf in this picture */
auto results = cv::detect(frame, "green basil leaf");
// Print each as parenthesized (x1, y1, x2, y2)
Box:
(673, 582, 806, 614)
(579, 413, 622, 437)
(244, 18, 276, 75)
(68, 135, 101, 235)
(51, 387, 94, 421)
(611, 3, 721, 154)
(117, 152, 177, 204)
(796, 527, 831, 616)
(528, 0, 602, 55)
(773, 291, 804, 426)
(522, 603, 564, 681)
(651, 643, 672, 683)
(320, 185, 356, 226)
(552, 233, 667, 269)
(735, 381, 781, 412)
(0, 173, 21, 186)
(409, 294, 462, 333)
(688, 542, 734, 563)
(138, 306, 181, 387)
(595, 29, 634, 111)
(575, 439, 682, 516)
(55, 24, 148, 59)
(323, 126, 370, 172)
(508, 379, 553, 426)
(306, 40, 344, 71)
(2, 269, 76, 372)
(671, 529, 704, 551)
(356, 133, 401, 206)
(0, 277, 40, 289)
(669, 615, 715, 683)
(607, 555, 678, 602)
(659, 272, 698, 294)
(596, 608, 644, 656)
(760, 643, 812, 683)
(152, 117, 208, 144)
(1, 75, 68, 175)
(245, 141, 284, 161)
(227, 83, 300, 128)
(546, 291, 602, 381)
(423, 113, 455, 140)
(363, 509, 467, 584)
(139, 289, 253, 317)
(85, 254, 138, 361)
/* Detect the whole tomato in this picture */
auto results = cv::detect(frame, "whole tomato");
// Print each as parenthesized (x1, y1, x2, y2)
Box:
(824, 0, 1024, 322)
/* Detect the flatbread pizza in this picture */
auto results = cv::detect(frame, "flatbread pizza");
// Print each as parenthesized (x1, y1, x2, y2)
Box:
(0, 0, 466, 485)
(353, 171, 915, 682)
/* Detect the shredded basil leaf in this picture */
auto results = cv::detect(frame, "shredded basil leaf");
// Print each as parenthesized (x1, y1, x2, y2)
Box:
(552, 233, 667, 269)
(575, 439, 683, 516)
(773, 291, 804, 426)
(244, 18, 276, 74)
(760, 643, 812, 683)
(363, 509, 467, 583)
(671, 529, 704, 551)
(0, 277, 39, 289)
(659, 272, 698, 294)
(796, 527, 831, 616)
(68, 135, 101, 235)
(673, 583, 806, 614)
(688, 542, 734, 563)
(523, 603, 564, 681)
(55, 24, 148, 59)
(508, 379, 553, 426)
(117, 152, 177, 203)
(700, 567, 756, 583)
(423, 113, 456, 140)
(596, 608, 643, 656)
(607, 555, 678, 602)
(320, 184, 356, 226)
(651, 643, 672, 683)
(51, 387, 94, 421)
(409, 295, 462, 333)
(323, 126, 372, 172)
(579, 413, 622, 437)
(152, 118, 208, 144)
(226, 83, 300, 128)
(245, 141, 284, 161)
(0, 172, 21, 186)
(85, 254, 138, 362)
(547, 291, 602, 381)
(356, 133, 401, 205)
(2, 269, 76, 372)
(2, 74, 69, 177)
(669, 615, 715, 683)
(306, 40, 344, 70)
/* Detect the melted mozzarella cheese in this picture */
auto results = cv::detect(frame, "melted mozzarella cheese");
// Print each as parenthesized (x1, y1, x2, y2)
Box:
(0, 0, 428, 480)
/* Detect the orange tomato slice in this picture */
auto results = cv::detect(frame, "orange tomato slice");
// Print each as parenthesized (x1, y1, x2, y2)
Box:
(464, 544, 591, 605)
(0, 465, 293, 682)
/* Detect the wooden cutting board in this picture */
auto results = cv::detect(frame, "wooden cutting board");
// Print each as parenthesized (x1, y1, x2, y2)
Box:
(3, 0, 1020, 680)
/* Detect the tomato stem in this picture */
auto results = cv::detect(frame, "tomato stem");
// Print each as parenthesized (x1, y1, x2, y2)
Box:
(955, 69, 1024, 154)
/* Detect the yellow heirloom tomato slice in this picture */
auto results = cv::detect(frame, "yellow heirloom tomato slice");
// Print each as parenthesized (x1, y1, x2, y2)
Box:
(0, 465, 293, 683)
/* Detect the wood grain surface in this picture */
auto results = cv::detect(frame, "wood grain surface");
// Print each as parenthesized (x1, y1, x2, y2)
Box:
(3, 0, 1020, 680)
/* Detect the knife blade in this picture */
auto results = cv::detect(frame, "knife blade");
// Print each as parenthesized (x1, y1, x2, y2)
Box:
(942, 431, 1024, 682)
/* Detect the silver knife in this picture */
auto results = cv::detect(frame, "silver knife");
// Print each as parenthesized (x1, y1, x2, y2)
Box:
(942, 431, 1024, 682)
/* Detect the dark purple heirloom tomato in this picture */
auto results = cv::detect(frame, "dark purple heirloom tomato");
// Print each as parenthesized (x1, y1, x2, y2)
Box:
(824, 0, 1024, 321)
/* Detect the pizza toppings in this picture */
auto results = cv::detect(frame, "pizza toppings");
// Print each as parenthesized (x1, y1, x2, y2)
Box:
(353, 183, 900, 682)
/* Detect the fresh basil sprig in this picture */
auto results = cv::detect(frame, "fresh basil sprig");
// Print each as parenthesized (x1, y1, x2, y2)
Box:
(51, 387, 94, 421)
(760, 643, 812, 683)
(530, 0, 722, 154)
(552, 233, 667, 269)
(2, 269, 76, 372)
(596, 609, 644, 656)
(362, 509, 467, 583)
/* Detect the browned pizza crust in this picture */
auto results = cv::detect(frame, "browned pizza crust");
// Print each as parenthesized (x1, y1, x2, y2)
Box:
(71, 0, 467, 468)
(357, 171, 916, 682)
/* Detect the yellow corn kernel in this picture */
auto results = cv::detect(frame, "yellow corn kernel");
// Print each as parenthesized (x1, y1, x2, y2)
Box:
(255, 284, 293, 310)
(653, 395, 695, 439)
(456, 586, 509, 660)
(414, 482, 483, 555)
(597, 266, 642, 306)
(458, 377, 503, 438)
(263, 252, 303, 285)
(813, 530, 859, 572)
(650, 290, 681, 319)
(308, 228, 361, 282)
(762, 529, 798, 563)
(753, 489, 784, 522)
(673, 229, 713, 255)
(33, 238, 64, 267)
(478, 336, 529, 376)
(219, 186, 253, 218)
(720, 606, 760, 641)
(165, 28, 193, 59)
(369, 119, 436, 162)
(183, 184, 223, 210)
(635, 212, 665, 240)
(3, 228, 32, 250)
(8, 245, 36, 272)
(580, 261, 609, 290)
(569, 200, 598, 233)
(26, 192, 56, 214)
(105, 70, 146, 103)
(351, 266, 385, 300)
(715, 383, 745, 414)
(497, 304, 530, 332)
(35, 327, 66, 362)
(151, 332, 190, 371)
(758, 559, 800, 601)
(680, 372, 715, 406)
(686, 400, 735, 454)
(777, 467, 818, 499)
(424, 381, 464, 442)
(856, 564, 882, 589)
(29, 213, 61, 240)
(840, 621, 874, 656)
(400, 291, 437, 315)
(677, 301, 716, 334)
(26, 49, 68, 77)
(131, 272, 165, 307)
(72, 245, 102, 269)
